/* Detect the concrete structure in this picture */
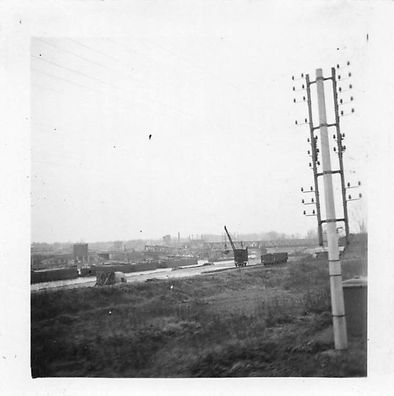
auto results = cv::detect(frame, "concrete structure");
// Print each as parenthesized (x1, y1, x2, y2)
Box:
(342, 277, 367, 337)
(316, 68, 347, 350)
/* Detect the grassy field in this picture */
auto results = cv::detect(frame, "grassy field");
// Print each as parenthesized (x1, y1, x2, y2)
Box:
(31, 234, 367, 377)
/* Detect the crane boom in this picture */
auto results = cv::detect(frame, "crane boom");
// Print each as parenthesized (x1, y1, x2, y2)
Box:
(223, 225, 248, 267)
(224, 225, 236, 251)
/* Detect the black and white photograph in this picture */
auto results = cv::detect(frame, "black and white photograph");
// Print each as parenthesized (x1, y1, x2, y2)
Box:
(1, 0, 394, 394)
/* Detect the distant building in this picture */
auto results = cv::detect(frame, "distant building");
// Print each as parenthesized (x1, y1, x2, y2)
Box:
(113, 241, 125, 251)
(98, 253, 110, 261)
(73, 243, 88, 264)
(163, 234, 171, 245)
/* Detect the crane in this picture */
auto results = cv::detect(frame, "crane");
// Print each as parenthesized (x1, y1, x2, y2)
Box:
(224, 226, 248, 267)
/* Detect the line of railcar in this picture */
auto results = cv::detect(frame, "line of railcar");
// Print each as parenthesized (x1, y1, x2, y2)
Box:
(261, 252, 288, 266)
(30, 256, 199, 284)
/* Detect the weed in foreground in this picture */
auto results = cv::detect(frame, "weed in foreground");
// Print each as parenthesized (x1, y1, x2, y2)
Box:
(31, 253, 366, 377)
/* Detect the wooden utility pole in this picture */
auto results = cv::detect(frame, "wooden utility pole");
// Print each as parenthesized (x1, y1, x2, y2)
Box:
(316, 68, 348, 350)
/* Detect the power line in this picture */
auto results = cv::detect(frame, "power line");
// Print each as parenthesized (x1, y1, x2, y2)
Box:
(32, 54, 116, 88)
(67, 38, 123, 64)
(31, 67, 201, 132)
(37, 38, 158, 93)
(32, 40, 265, 138)
(102, 38, 192, 96)
(32, 82, 63, 94)
(104, 37, 160, 66)
(32, 67, 101, 93)
(110, 38, 267, 129)
(141, 38, 244, 92)
(33, 47, 209, 123)
(35, 38, 117, 71)
(31, 67, 144, 119)
(32, 60, 190, 121)
(138, 37, 267, 115)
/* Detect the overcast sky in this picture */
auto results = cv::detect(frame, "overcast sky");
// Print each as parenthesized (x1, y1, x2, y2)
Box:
(30, 2, 372, 243)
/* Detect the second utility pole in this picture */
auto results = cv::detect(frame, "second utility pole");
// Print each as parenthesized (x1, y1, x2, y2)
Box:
(316, 68, 348, 350)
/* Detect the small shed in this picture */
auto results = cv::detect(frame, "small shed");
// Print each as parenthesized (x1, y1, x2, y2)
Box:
(95, 271, 127, 286)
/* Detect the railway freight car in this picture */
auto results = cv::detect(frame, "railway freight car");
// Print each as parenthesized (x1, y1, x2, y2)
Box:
(31, 266, 79, 284)
(261, 252, 288, 266)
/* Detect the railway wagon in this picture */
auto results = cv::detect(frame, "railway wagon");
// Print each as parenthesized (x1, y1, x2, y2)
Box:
(261, 252, 288, 266)
(31, 266, 79, 284)
(234, 248, 248, 267)
(79, 260, 171, 277)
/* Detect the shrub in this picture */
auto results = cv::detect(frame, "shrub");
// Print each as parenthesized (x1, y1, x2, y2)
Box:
(303, 287, 331, 314)
(283, 260, 328, 291)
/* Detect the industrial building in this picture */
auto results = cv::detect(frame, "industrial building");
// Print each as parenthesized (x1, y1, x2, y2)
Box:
(73, 243, 88, 264)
